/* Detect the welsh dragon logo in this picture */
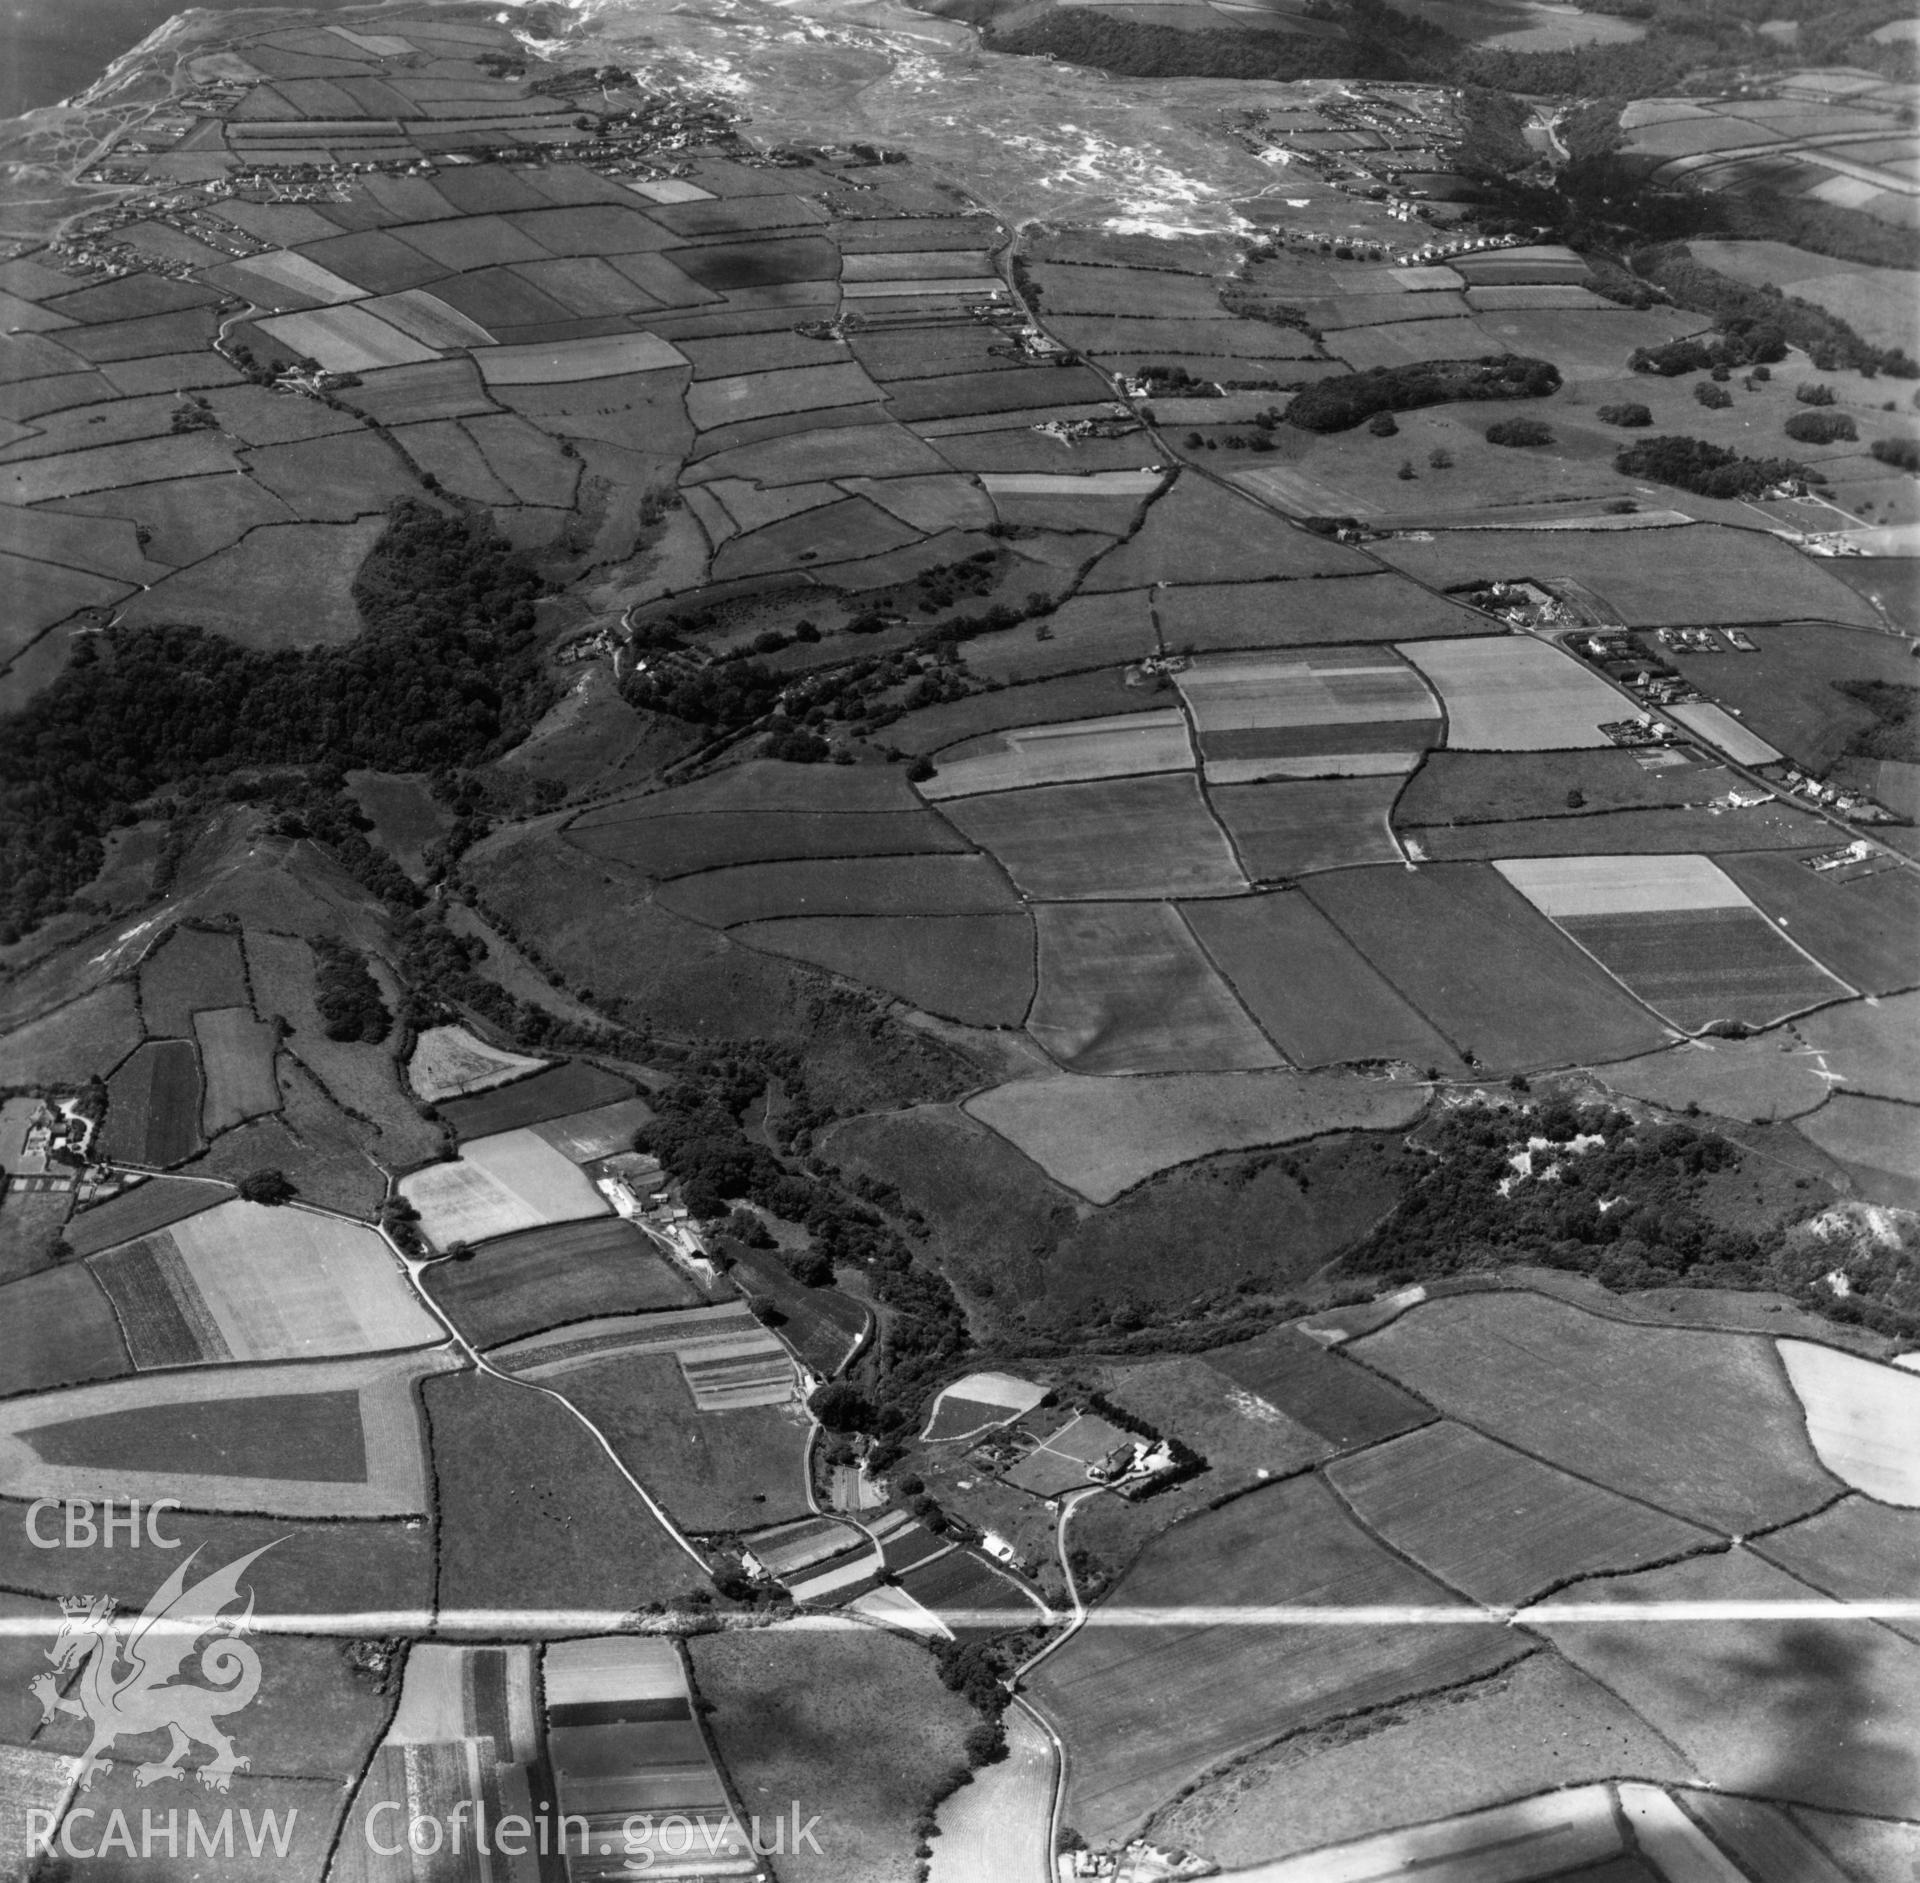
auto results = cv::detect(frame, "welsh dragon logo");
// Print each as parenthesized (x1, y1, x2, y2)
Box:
(31, 1543, 275, 1792)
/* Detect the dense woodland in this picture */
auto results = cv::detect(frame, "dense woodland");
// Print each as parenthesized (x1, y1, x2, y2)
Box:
(1613, 433, 1813, 496)
(639, 1050, 970, 1426)
(1344, 1097, 1920, 1336)
(0, 503, 548, 943)
(1287, 356, 1561, 431)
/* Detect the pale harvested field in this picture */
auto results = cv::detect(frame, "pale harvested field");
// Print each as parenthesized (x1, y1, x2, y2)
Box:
(361, 287, 496, 348)
(258, 304, 438, 371)
(1494, 852, 1751, 918)
(461, 1127, 610, 1216)
(1401, 637, 1625, 750)
(1216, 1785, 1623, 1883)
(928, 1702, 1055, 1883)
(407, 1023, 547, 1101)
(225, 249, 368, 306)
(475, 331, 686, 383)
(401, 1156, 552, 1249)
(966, 1067, 1426, 1202)
(162, 1199, 441, 1361)
(919, 710, 1193, 799)
(1778, 1339, 1920, 1506)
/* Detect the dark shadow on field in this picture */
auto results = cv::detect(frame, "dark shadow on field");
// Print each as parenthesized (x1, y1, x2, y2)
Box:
(1663, 1618, 1916, 1810)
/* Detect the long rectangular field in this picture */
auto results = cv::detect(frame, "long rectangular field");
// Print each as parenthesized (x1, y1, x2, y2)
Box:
(943, 775, 1246, 900)
(919, 711, 1194, 799)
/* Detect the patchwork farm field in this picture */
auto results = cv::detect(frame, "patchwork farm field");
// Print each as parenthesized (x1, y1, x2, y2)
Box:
(1028, 902, 1279, 1074)
(90, 1199, 438, 1366)
(1325, 1420, 1713, 1604)
(966, 1067, 1427, 1202)
(1302, 863, 1670, 1071)
(424, 1369, 701, 1614)
(735, 911, 1036, 1026)
(1030, 1475, 1522, 1844)
(1352, 1293, 1836, 1533)
(943, 775, 1246, 901)
(424, 1216, 700, 1346)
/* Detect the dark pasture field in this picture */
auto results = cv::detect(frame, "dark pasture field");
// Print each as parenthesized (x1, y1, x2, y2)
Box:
(0, 1495, 430, 1618)
(1352, 1293, 1837, 1534)
(0, 1189, 68, 1285)
(1540, 1549, 1920, 1818)
(1557, 907, 1848, 1031)
(887, 670, 1155, 756)
(424, 1369, 705, 1611)
(194, 1006, 283, 1133)
(0, 1266, 131, 1396)
(822, 1104, 1075, 1309)
(1752, 1495, 1920, 1646)
(1042, 1136, 1408, 1322)
(1085, 476, 1371, 589)
(690, 1627, 976, 1883)
(345, 770, 450, 883)
(92, 1234, 216, 1367)
(1182, 891, 1466, 1073)
(657, 854, 1018, 928)
(426, 1218, 699, 1347)
(1302, 864, 1670, 1072)
(557, 1351, 811, 1533)
(961, 589, 1159, 687)
(1029, 1475, 1522, 1844)
(567, 809, 964, 877)
(104, 1038, 204, 1166)
(1212, 777, 1404, 878)
(1663, 623, 1920, 776)
(1154, 575, 1491, 652)
(62, 1176, 222, 1258)
(0, 983, 143, 1084)
(897, 1548, 1042, 1645)
(1397, 748, 1727, 825)
(1326, 1419, 1714, 1607)
(1377, 525, 1880, 630)
(1409, 803, 1832, 861)
(724, 1243, 868, 1378)
(1722, 851, 1920, 996)
(943, 775, 1244, 901)
(438, 1060, 632, 1139)
(1029, 902, 1275, 1075)
(1202, 1326, 1432, 1450)
(734, 911, 1036, 1027)
(22, 1382, 367, 1481)
(138, 924, 248, 1035)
